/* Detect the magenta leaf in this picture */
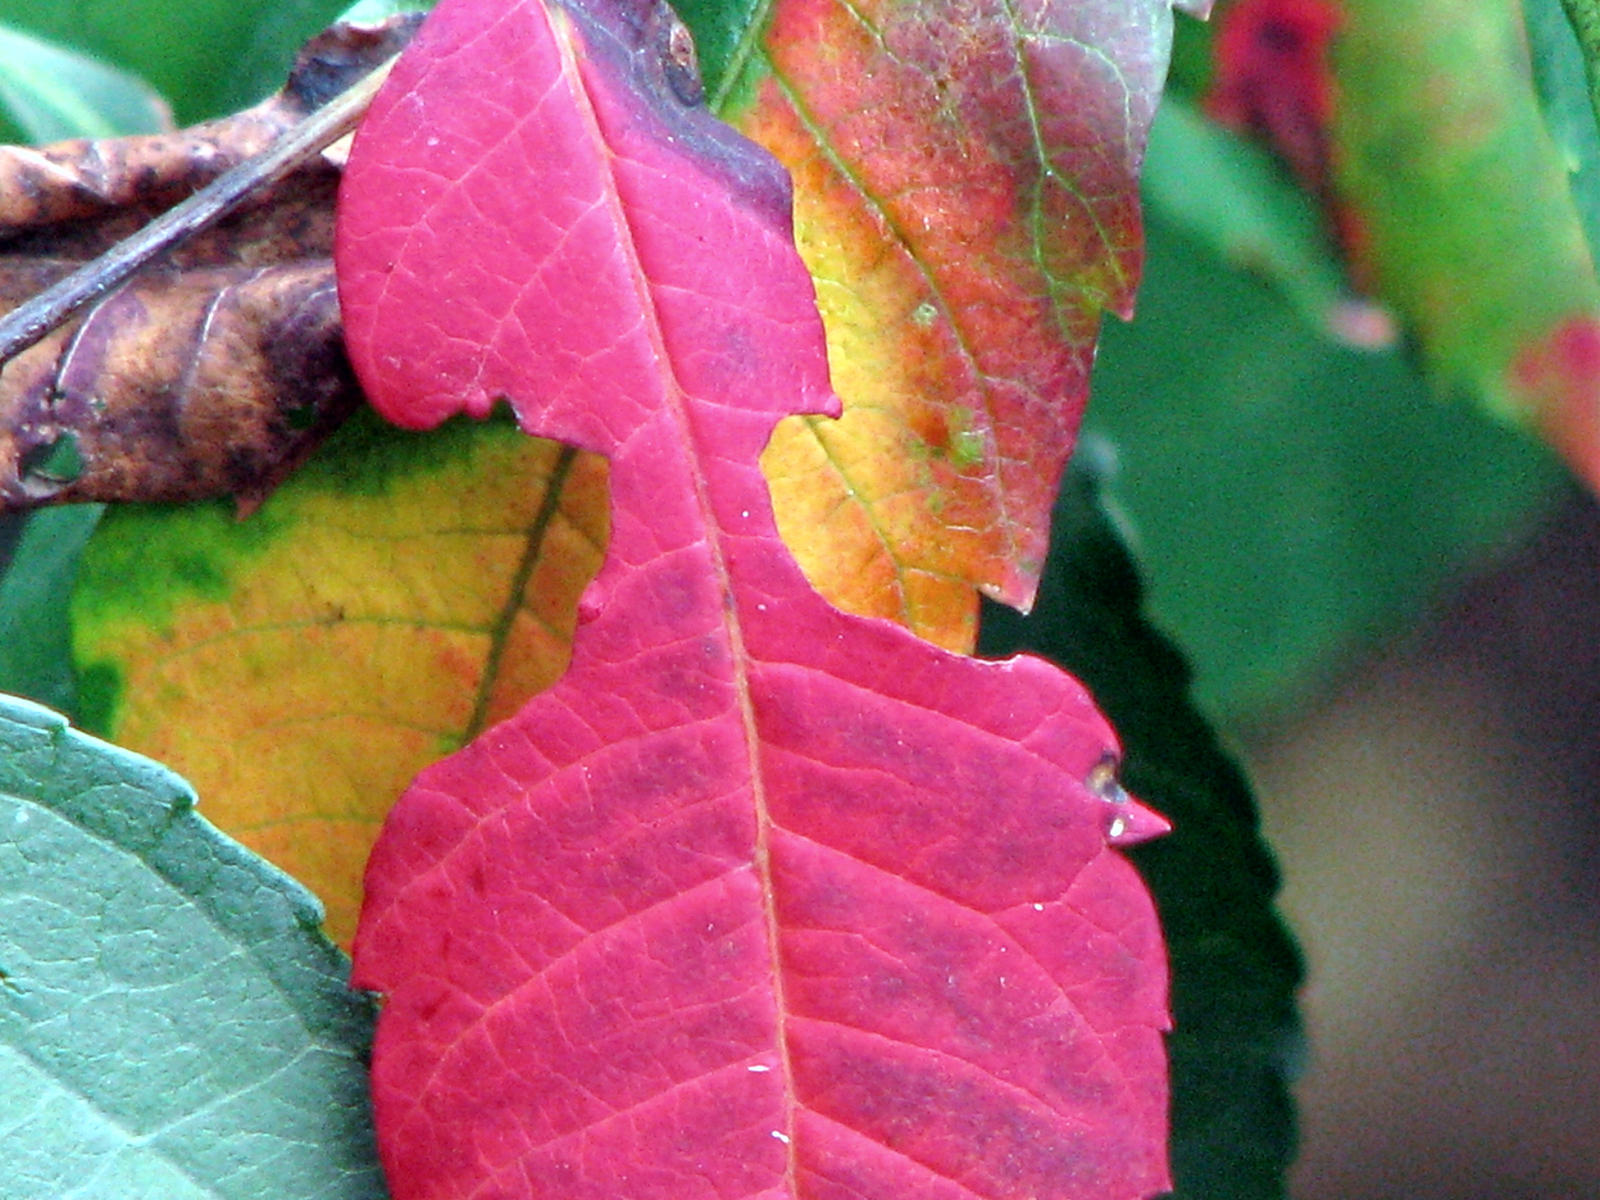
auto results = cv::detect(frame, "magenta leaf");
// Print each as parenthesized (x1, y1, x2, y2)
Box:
(335, 0, 1171, 1196)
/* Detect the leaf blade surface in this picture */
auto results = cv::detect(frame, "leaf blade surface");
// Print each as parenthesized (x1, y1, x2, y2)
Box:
(0, 693, 383, 1200)
(1335, 0, 1600, 483)
(71, 413, 606, 948)
(337, 0, 1172, 1195)
(679, 0, 1201, 646)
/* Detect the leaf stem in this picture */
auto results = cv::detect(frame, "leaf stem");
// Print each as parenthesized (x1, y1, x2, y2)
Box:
(0, 54, 398, 367)
(1561, 0, 1600, 139)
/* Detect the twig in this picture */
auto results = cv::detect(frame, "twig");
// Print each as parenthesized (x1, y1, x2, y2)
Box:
(0, 54, 398, 367)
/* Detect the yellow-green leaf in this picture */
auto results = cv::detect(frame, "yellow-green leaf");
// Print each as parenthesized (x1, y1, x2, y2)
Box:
(1335, 0, 1600, 485)
(73, 412, 607, 946)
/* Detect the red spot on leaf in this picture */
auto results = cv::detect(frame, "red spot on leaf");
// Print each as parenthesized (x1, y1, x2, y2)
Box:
(1207, 0, 1342, 192)
(336, 0, 1171, 1196)
(1510, 314, 1600, 491)
(1206, 0, 1372, 279)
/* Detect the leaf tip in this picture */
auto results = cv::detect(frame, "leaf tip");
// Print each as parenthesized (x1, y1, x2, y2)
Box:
(1088, 756, 1172, 847)
(1106, 796, 1173, 847)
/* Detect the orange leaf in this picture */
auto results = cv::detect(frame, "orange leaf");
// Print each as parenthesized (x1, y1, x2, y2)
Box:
(726, 0, 1190, 647)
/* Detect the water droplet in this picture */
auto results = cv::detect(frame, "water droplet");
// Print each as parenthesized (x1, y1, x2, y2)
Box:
(1032, 902, 1044, 912)
(1105, 802, 1170, 846)
(1086, 755, 1124, 805)
(1088, 754, 1171, 846)
(747, 1064, 771, 1073)
(661, 14, 704, 106)
(771, 1130, 791, 1144)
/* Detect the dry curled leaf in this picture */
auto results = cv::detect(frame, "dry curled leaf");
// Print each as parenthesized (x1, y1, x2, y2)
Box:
(0, 15, 421, 512)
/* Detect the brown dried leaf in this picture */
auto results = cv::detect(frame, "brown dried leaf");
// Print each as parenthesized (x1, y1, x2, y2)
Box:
(0, 15, 422, 512)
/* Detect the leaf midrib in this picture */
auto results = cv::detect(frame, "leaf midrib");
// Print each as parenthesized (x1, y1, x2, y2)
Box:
(460, 442, 580, 745)
(549, 7, 803, 1187)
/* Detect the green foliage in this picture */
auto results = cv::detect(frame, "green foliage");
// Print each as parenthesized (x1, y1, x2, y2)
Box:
(1527, 0, 1600, 265)
(68, 409, 528, 732)
(1087, 215, 1568, 720)
(1096, 20, 1576, 718)
(0, 694, 383, 1199)
(1140, 97, 1350, 335)
(1335, 0, 1598, 430)
(0, 0, 348, 123)
(671, 0, 768, 111)
(0, 507, 103, 715)
(0, 22, 170, 142)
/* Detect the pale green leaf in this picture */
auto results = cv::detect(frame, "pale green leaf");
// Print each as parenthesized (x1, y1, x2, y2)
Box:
(0, 694, 384, 1200)
(0, 22, 169, 142)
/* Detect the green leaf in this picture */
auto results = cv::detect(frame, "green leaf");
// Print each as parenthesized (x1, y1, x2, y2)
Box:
(218, 0, 387, 114)
(1141, 96, 1356, 340)
(0, 21, 170, 143)
(1085, 216, 1568, 721)
(0, 507, 103, 716)
(338, 0, 434, 23)
(1526, 0, 1600, 266)
(1164, 6, 1214, 98)
(70, 410, 604, 950)
(0, 0, 350, 123)
(0, 693, 384, 1200)
(669, 0, 769, 112)
(0, 16, 166, 719)
(979, 453, 1303, 1200)
(1334, 0, 1600, 479)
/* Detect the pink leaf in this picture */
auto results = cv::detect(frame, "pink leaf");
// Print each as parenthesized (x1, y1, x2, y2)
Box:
(335, 0, 1171, 1196)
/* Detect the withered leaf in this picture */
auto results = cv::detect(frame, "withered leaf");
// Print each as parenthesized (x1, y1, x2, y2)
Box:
(0, 15, 421, 512)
